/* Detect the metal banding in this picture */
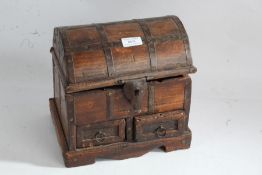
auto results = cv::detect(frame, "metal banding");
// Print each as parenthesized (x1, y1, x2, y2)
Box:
(135, 19, 157, 71)
(96, 24, 114, 77)
(125, 117, 133, 141)
(148, 85, 155, 113)
(106, 90, 113, 119)
(170, 16, 193, 66)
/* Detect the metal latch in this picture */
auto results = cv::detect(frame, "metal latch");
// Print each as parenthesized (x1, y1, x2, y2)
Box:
(123, 78, 147, 113)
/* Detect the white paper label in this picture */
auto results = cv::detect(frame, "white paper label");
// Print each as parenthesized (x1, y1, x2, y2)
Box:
(121, 37, 143, 47)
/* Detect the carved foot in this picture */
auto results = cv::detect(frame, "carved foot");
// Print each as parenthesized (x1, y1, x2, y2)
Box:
(161, 144, 177, 152)
(161, 136, 191, 152)
(64, 154, 96, 167)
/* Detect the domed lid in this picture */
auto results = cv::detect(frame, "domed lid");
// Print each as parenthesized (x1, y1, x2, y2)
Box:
(51, 16, 196, 93)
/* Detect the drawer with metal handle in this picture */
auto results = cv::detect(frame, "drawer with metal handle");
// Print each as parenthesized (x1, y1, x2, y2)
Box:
(134, 110, 186, 142)
(76, 119, 125, 148)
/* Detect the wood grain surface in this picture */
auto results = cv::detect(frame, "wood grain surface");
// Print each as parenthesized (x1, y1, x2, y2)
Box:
(50, 15, 196, 167)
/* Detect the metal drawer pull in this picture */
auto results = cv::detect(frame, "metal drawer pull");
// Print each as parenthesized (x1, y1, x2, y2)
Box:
(155, 125, 166, 137)
(95, 131, 106, 143)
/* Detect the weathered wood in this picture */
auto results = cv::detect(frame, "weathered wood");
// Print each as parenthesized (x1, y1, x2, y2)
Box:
(153, 76, 186, 113)
(74, 90, 107, 125)
(123, 78, 147, 113)
(125, 117, 134, 141)
(50, 98, 191, 167)
(71, 76, 188, 125)
(76, 119, 125, 148)
(52, 15, 196, 88)
(50, 15, 196, 167)
(65, 94, 76, 151)
(134, 110, 186, 142)
(184, 76, 192, 129)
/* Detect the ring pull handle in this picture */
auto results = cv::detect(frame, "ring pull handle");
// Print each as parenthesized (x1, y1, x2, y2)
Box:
(123, 78, 147, 113)
(155, 125, 167, 137)
(95, 131, 106, 143)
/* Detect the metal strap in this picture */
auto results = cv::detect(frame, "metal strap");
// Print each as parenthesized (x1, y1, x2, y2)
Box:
(170, 16, 193, 66)
(106, 90, 113, 119)
(125, 117, 133, 141)
(148, 84, 155, 113)
(135, 19, 157, 71)
(96, 24, 114, 77)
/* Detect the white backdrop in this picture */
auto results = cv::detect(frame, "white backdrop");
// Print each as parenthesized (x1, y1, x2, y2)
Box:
(0, 0, 262, 174)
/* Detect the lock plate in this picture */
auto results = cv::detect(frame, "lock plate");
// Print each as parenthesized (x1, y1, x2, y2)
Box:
(123, 78, 147, 113)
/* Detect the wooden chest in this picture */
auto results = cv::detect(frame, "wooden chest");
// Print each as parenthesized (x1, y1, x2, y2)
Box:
(49, 15, 197, 167)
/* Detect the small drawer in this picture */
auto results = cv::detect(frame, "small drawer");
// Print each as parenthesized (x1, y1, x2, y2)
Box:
(76, 119, 125, 148)
(134, 110, 186, 142)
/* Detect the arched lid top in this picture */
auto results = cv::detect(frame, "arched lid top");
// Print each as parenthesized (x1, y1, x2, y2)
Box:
(51, 15, 196, 93)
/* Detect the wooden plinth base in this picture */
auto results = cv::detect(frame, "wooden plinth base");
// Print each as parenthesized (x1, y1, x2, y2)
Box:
(49, 98, 192, 167)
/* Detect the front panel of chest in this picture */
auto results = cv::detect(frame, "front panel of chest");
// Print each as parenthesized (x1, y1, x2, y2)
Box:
(59, 75, 192, 150)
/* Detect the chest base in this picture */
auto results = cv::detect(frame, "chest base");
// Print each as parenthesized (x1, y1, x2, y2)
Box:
(49, 98, 191, 167)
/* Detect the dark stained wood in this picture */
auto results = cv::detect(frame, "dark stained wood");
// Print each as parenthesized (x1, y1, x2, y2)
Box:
(74, 90, 107, 125)
(135, 19, 157, 71)
(50, 98, 191, 167)
(63, 65, 196, 93)
(65, 94, 76, 151)
(155, 40, 187, 70)
(171, 16, 193, 66)
(111, 89, 132, 118)
(71, 76, 187, 125)
(76, 119, 125, 148)
(153, 76, 186, 113)
(125, 117, 134, 141)
(111, 45, 150, 75)
(66, 27, 100, 46)
(134, 110, 186, 142)
(123, 78, 147, 113)
(146, 17, 180, 37)
(53, 64, 61, 116)
(52, 15, 196, 87)
(104, 22, 144, 42)
(72, 50, 108, 82)
(184, 75, 192, 129)
(50, 15, 196, 167)
(96, 24, 115, 77)
(59, 80, 69, 140)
